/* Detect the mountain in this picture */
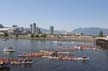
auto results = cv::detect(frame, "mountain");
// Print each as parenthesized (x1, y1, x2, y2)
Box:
(72, 27, 108, 35)
(39, 28, 49, 33)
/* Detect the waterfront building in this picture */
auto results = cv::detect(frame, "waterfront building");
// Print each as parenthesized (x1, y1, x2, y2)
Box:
(30, 24, 32, 33)
(12, 25, 18, 28)
(12, 25, 27, 34)
(36, 27, 39, 34)
(30, 23, 36, 34)
(0, 27, 15, 34)
(24, 28, 31, 34)
(50, 26, 54, 34)
(0, 24, 4, 28)
(36, 27, 42, 34)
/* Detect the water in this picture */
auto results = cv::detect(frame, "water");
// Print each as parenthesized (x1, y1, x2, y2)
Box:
(0, 39, 108, 71)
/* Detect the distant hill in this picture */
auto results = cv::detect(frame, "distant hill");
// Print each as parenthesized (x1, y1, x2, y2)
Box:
(37, 28, 66, 34)
(72, 27, 108, 35)
(39, 28, 49, 33)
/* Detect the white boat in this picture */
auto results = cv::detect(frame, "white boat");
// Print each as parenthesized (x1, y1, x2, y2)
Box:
(42, 56, 58, 59)
(40, 50, 49, 52)
(17, 55, 27, 57)
(71, 41, 74, 43)
(58, 51, 74, 54)
(53, 41, 58, 43)
(3, 47, 15, 52)
(73, 46, 81, 50)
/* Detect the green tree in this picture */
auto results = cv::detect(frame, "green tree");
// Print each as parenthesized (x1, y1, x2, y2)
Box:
(16, 34, 19, 37)
(42, 34, 46, 38)
(99, 31, 103, 37)
(30, 34, 34, 37)
(93, 36, 95, 38)
(35, 34, 39, 37)
(80, 33, 84, 36)
(4, 32, 8, 37)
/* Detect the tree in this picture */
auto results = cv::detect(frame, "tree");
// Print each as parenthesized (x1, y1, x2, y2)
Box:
(30, 34, 34, 37)
(35, 34, 39, 37)
(16, 34, 19, 37)
(80, 33, 84, 36)
(4, 32, 8, 37)
(93, 36, 95, 38)
(42, 34, 46, 38)
(99, 31, 103, 37)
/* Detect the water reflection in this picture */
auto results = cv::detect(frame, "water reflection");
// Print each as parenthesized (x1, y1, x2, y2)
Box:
(3, 52, 15, 59)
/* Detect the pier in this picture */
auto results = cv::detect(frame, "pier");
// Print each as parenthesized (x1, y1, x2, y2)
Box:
(95, 37, 108, 49)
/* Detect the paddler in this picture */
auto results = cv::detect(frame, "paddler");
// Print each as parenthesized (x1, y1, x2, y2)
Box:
(0, 60, 11, 70)
(50, 51, 58, 57)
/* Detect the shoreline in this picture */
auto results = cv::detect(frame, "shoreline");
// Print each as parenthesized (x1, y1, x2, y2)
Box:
(0, 36, 95, 42)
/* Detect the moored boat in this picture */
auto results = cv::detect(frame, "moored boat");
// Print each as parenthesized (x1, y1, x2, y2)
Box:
(3, 47, 15, 52)
(58, 51, 74, 54)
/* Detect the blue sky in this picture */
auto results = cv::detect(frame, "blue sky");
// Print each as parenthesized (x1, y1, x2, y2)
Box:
(0, 0, 108, 31)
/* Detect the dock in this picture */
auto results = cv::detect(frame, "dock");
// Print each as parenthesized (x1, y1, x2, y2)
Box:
(95, 37, 108, 49)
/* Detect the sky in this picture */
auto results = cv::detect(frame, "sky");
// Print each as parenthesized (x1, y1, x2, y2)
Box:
(0, 0, 108, 31)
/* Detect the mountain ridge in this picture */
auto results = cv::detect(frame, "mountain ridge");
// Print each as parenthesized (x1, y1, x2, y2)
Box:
(72, 27, 108, 35)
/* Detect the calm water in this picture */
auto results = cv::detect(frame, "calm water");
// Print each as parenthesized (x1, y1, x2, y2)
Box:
(0, 39, 108, 71)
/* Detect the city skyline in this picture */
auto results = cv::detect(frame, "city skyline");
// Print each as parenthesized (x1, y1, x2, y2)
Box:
(0, 0, 108, 31)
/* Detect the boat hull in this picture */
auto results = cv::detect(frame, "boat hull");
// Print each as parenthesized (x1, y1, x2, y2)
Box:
(42, 56, 89, 61)
(0, 59, 32, 65)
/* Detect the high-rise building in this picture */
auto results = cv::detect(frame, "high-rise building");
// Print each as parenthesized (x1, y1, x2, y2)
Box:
(30, 23, 36, 34)
(12, 25, 19, 34)
(0, 24, 4, 28)
(30, 24, 32, 33)
(12, 25, 18, 28)
(36, 27, 41, 34)
(50, 26, 54, 34)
